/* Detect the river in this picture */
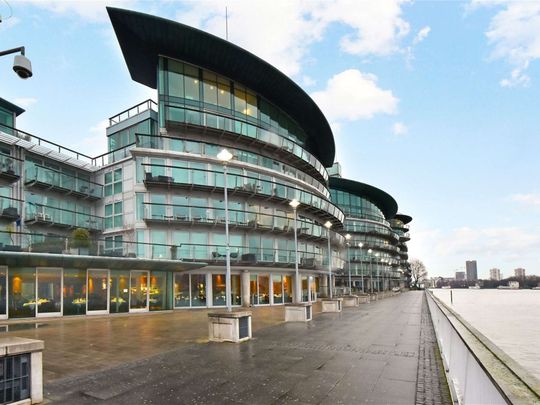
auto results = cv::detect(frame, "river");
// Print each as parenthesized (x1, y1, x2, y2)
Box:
(431, 288, 540, 382)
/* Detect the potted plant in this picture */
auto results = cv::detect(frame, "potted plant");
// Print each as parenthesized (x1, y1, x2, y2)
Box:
(70, 228, 91, 255)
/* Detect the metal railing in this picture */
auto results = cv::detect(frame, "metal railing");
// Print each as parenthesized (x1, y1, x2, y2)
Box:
(109, 99, 158, 126)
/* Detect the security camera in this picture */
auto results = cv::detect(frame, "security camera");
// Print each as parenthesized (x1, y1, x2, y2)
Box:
(13, 54, 32, 79)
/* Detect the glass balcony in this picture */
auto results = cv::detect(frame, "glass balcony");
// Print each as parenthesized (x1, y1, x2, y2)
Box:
(0, 196, 22, 221)
(25, 163, 103, 200)
(24, 203, 103, 231)
(0, 152, 21, 183)
(142, 165, 344, 226)
(142, 202, 337, 241)
(0, 230, 345, 270)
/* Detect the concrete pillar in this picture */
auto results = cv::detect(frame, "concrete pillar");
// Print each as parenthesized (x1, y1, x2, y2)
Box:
(294, 273, 301, 302)
(241, 270, 250, 307)
(320, 274, 329, 298)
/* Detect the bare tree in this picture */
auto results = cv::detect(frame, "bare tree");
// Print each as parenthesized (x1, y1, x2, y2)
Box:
(410, 258, 428, 289)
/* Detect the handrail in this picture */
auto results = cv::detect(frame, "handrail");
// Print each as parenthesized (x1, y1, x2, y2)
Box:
(109, 99, 158, 126)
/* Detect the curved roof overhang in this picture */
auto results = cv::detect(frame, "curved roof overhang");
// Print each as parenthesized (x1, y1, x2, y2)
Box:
(0, 97, 24, 116)
(394, 213, 412, 224)
(107, 7, 335, 167)
(329, 177, 398, 220)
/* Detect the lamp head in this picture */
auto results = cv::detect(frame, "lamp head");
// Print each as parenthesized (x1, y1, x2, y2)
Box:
(368, 249, 372, 254)
(217, 148, 233, 162)
(289, 199, 300, 209)
(358, 242, 364, 248)
(324, 221, 332, 229)
(13, 54, 32, 79)
(345, 233, 351, 240)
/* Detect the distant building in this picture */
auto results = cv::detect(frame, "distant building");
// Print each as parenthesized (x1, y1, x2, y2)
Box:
(489, 268, 501, 281)
(455, 271, 465, 280)
(514, 268, 526, 278)
(466, 260, 478, 281)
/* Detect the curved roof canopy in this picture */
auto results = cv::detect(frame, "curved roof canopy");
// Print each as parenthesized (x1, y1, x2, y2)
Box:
(107, 7, 335, 167)
(394, 213, 412, 224)
(329, 177, 398, 220)
(0, 97, 24, 116)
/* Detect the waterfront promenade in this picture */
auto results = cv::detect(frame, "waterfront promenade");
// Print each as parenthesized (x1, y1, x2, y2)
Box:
(3, 291, 451, 404)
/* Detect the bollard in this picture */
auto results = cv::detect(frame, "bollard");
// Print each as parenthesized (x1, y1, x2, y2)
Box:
(450, 290, 453, 305)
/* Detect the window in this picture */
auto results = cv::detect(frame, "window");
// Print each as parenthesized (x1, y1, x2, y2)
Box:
(105, 235, 123, 256)
(105, 201, 123, 229)
(104, 168, 122, 196)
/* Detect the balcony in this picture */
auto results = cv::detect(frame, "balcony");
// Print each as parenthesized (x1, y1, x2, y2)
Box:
(142, 166, 344, 227)
(109, 99, 158, 127)
(24, 204, 103, 231)
(0, 153, 21, 184)
(142, 202, 332, 241)
(25, 164, 102, 200)
(0, 196, 21, 221)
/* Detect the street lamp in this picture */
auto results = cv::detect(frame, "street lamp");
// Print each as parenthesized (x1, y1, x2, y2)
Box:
(368, 248, 373, 293)
(375, 253, 380, 293)
(324, 220, 333, 299)
(358, 242, 364, 293)
(345, 233, 352, 294)
(0, 47, 33, 79)
(289, 198, 300, 303)
(217, 148, 233, 312)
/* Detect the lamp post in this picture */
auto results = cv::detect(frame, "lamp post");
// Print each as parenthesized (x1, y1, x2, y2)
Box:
(0, 46, 33, 79)
(358, 242, 364, 293)
(289, 198, 300, 303)
(381, 258, 386, 291)
(375, 253, 380, 293)
(217, 148, 233, 312)
(324, 221, 333, 299)
(368, 249, 373, 293)
(345, 234, 351, 294)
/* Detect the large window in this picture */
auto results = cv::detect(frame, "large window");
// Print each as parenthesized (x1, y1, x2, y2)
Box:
(104, 201, 123, 229)
(104, 168, 122, 196)
(8, 268, 36, 318)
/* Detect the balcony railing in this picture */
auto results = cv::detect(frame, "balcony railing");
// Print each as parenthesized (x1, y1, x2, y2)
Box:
(0, 152, 21, 183)
(0, 231, 345, 270)
(25, 163, 103, 200)
(109, 99, 158, 126)
(142, 165, 344, 226)
(24, 204, 103, 231)
(0, 196, 22, 221)
(142, 202, 345, 243)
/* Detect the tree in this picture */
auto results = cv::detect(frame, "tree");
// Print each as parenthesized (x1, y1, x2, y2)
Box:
(410, 258, 428, 289)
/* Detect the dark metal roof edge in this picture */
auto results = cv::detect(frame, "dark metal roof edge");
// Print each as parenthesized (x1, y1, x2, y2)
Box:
(106, 6, 335, 167)
(0, 97, 25, 116)
(394, 213, 412, 224)
(329, 177, 398, 220)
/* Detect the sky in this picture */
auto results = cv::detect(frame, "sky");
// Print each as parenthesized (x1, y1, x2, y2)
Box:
(1, 0, 540, 279)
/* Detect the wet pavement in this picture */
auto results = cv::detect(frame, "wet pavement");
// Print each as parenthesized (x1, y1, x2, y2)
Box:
(4, 291, 451, 404)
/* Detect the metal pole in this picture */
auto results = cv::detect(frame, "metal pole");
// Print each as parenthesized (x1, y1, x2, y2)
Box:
(347, 242, 352, 294)
(293, 207, 300, 303)
(377, 261, 380, 293)
(327, 228, 332, 299)
(361, 260, 365, 293)
(224, 164, 232, 312)
(369, 257, 373, 293)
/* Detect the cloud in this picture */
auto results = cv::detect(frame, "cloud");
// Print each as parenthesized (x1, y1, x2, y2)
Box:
(0, 16, 20, 31)
(13, 98, 38, 108)
(22, 0, 136, 23)
(392, 122, 408, 135)
(511, 193, 540, 208)
(301, 75, 317, 87)
(311, 69, 398, 122)
(413, 26, 431, 45)
(176, 0, 415, 77)
(72, 119, 109, 157)
(472, 0, 540, 87)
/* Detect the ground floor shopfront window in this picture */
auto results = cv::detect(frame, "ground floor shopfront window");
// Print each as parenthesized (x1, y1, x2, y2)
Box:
(1, 266, 312, 318)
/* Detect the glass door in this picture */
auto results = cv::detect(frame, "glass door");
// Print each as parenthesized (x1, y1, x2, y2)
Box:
(129, 271, 149, 312)
(36, 268, 62, 317)
(0, 267, 6, 320)
(87, 269, 109, 315)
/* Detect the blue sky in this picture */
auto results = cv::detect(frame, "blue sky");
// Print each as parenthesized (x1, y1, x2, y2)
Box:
(1, 0, 540, 279)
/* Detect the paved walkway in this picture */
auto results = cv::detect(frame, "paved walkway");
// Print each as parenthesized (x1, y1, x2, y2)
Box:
(37, 291, 451, 404)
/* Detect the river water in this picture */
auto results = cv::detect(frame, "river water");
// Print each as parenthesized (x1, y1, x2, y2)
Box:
(431, 288, 540, 382)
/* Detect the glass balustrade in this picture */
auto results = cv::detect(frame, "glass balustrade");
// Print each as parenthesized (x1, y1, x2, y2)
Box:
(0, 196, 21, 220)
(24, 204, 103, 230)
(163, 105, 329, 181)
(0, 152, 20, 179)
(24, 163, 103, 199)
(0, 230, 345, 269)
(142, 165, 344, 224)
